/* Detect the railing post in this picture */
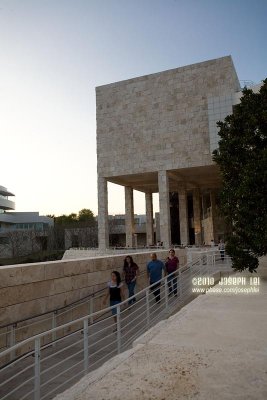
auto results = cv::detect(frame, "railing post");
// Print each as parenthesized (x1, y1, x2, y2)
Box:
(89, 296, 94, 325)
(179, 269, 182, 300)
(83, 318, 89, 374)
(164, 276, 168, 310)
(146, 288, 150, 329)
(34, 338, 41, 400)
(116, 305, 121, 354)
(189, 261, 193, 282)
(52, 311, 57, 344)
(205, 253, 208, 266)
(10, 323, 16, 361)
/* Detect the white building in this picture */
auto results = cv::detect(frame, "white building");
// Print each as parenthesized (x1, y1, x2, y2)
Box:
(0, 186, 54, 258)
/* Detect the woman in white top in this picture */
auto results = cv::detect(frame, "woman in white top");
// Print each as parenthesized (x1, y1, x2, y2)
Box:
(103, 271, 125, 328)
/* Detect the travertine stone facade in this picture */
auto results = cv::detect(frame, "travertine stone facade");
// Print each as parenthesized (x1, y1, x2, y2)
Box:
(98, 177, 109, 250)
(193, 189, 202, 246)
(96, 56, 240, 177)
(178, 188, 189, 245)
(145, 193, 154, 246)
(158, 171, 171, 248)
(96, 56, 241, 247)
(125, 187, 135, 247)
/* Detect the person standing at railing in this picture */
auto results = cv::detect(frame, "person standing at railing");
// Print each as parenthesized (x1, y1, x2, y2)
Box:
(122, 255, 140, 305)
(165, 249, 179, 296)
(102, 271, 125, 330)
(147, 253, 165, 303)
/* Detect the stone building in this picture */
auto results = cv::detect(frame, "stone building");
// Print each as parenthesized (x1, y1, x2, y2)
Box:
(65, 214, 154, 249)
(107, 214, 150, 247)
(96, 56, 242, 250)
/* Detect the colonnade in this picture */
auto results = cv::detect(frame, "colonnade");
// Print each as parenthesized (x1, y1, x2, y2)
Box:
(98, 171, 217, 251)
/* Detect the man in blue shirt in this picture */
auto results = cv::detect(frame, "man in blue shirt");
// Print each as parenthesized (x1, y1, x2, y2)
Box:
(147, 253, 165, 303)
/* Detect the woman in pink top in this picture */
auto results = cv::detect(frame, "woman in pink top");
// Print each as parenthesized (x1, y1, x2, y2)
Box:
(165, 249, 179, 296)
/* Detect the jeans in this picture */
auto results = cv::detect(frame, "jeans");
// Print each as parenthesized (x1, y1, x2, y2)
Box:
(167, 274, 177, 296)
(220, 250, 225, 261)
(127, 281, 136, 305)
(110, 300, 121, 315)
(150, 281, 161, 303)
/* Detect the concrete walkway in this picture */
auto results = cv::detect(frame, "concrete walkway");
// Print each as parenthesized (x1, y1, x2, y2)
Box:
(55, 258, 267, 400)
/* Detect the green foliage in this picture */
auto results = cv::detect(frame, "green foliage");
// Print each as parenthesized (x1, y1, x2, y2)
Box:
(78, 208, 95, 222)
(213, 79, 267, 272)
(48, 209, 96, 226)
(54, 213, 78, 225)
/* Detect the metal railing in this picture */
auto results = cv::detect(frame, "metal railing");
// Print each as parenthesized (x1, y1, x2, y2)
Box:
(0, 251, 233, 400)
(0, 269, 149, 358)
(0, 248, 208, 356)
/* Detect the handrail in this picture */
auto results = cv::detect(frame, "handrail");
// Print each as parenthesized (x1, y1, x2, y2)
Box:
(0, 248, 226, 368)
(0, 253, 223, 359)
(0, 285, 105, 330)
(0, 268, 150, 330)
(0, 249, 186, 329)
(0, 251, 206, 330)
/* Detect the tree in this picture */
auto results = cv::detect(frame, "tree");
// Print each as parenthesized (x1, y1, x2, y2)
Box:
(54, 213, 78, 226)
(213, 79, 267, 272)
(78, 209, 95, 224)
(0, 229, 42, 258)
(50, 209, 96, 227)
(46, 209, 97, 250)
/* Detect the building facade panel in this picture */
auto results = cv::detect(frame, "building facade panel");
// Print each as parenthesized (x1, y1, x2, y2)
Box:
(96, 56, 240, 178)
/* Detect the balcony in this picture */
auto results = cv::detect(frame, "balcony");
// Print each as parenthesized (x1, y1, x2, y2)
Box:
(0, 198, 15, 211)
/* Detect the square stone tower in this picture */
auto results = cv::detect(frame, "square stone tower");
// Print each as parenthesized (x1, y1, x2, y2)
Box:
(96, 56, 241, 249)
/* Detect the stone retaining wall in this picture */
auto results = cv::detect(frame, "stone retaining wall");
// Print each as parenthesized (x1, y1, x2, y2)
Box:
(0, 249, 186, 355)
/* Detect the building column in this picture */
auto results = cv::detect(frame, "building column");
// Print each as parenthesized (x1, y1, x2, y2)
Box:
(98, 176, 109, 251)
(145, 192, 154, 246)
(125, 186, 135, 247)
(178, 188, 189, 246)
(193, 188, 202, 246)
(210, 191, 217, 241)
(158, 170, 171, 248)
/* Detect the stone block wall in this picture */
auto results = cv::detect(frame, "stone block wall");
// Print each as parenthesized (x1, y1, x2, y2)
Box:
(0, 249, 186, 356)
(96, 56, 240, 178)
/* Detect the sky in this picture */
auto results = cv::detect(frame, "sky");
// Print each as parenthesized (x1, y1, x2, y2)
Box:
(1, 0, 266, 217)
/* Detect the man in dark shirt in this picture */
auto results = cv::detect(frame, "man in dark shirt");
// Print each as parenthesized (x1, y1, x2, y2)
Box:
(123, 256, 139, 305)
(147, 253, 164, 303)
(165, 248, 179, 296)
